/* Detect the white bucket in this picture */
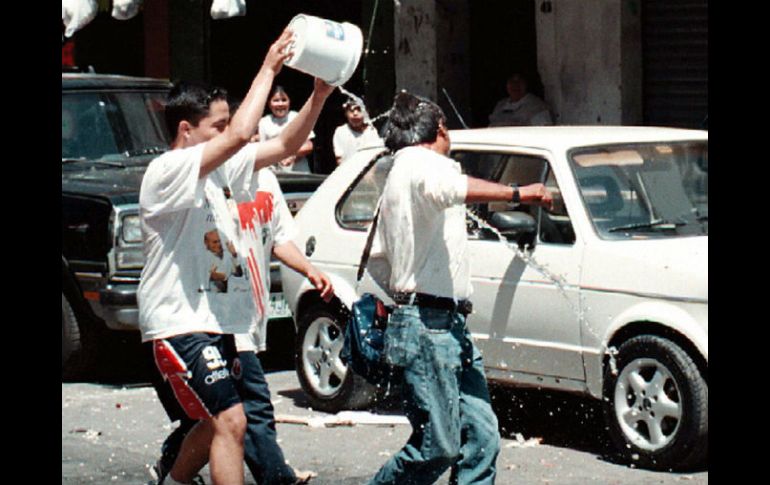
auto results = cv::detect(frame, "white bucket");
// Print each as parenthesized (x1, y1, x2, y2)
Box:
(284, 14, 364, 87)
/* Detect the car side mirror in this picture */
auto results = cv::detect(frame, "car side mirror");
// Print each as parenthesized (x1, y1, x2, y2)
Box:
(487, 211, 537, 249)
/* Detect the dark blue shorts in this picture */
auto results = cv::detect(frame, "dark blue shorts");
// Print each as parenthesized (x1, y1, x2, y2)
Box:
(152, 333, 243, 420)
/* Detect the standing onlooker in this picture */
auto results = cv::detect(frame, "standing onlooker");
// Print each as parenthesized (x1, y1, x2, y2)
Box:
(365, 91, 552, 484)
(332, 98, 382, 165)
(258, 85, 315, 173)
(488, 71, 553, 126)
(138, 29, 334, 485)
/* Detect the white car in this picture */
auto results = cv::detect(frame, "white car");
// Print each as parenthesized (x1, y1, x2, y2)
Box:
(281, 126, 708, 470)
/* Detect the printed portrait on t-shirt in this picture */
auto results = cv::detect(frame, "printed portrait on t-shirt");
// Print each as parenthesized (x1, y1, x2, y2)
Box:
(203, 228, 245, 293)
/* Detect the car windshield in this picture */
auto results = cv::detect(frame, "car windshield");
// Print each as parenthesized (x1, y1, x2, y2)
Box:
(62, 91, 169, 162)
(569, 140, 708, 239)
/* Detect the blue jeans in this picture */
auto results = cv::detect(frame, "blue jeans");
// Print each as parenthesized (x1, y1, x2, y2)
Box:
(148, 346, 297, 484)
(369, 306, 500, 485)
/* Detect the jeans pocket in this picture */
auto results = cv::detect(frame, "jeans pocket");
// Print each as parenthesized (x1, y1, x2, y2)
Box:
(383, 309, 421, 368)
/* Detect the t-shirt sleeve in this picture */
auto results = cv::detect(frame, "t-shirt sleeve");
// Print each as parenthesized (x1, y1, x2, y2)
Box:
(418, 158, 468, 210)
(332, 126, 344, 157)
(266, 172, 298, 246)
(140, 144, 206, 217)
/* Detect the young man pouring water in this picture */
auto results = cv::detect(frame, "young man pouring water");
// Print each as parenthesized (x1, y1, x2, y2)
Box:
(137, 30, 334, 485)
(365, 91, 553, 484)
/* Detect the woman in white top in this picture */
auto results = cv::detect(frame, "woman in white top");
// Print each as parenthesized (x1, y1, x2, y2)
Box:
(257, 85, 315, 173)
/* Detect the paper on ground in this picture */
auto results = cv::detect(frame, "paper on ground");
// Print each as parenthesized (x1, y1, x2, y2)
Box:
(276, 410, 409, 428)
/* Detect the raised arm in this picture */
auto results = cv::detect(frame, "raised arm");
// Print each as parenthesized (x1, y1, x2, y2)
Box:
(199, 29, 293, 178)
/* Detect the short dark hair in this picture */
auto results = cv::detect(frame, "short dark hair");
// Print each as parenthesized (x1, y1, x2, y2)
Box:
(268, 84, 288, 100)
(164, 81, 228, 139)
(382, 91, 446, 152)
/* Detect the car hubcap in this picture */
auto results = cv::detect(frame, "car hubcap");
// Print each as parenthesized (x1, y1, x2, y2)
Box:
(302, 316, 348, 397)
(614, 357, 682, 451)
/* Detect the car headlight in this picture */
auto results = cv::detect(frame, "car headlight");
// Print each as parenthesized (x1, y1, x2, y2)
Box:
(120, 214, 142, 244)
(111, 210, 145, 271)
(115, 246, 144, 269)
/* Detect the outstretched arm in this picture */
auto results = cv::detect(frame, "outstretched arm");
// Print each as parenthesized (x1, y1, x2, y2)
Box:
(273, 241, 334, 302)
(465, 176, 553, 208)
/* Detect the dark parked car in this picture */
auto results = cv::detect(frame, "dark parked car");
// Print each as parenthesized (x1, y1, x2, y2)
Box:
(62, 72, 325, 378)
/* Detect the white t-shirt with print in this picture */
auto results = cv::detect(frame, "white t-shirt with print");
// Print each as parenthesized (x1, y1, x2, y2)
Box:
(233, 168, 298, 353)
(332, 123, 382, 163)
(138, 143, 264, 341)
(370, 146, 471, 300)
(258, 111, 314, 173)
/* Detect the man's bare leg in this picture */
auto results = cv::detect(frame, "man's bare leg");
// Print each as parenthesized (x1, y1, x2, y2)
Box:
(209, 403, 247, 485)
(167, 420, 213, 483)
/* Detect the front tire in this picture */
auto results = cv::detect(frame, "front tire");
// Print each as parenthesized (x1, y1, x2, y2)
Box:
(294, 303, 377, 412)
(62, 292, 99, 380)
(603, 335, 707, 470)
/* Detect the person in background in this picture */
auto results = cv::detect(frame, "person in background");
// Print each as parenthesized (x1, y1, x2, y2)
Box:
(488, 71, 553, 127)
(332, 98, 382, 165)
(365, 91, 553, 485)
(257, 85, 315, 173)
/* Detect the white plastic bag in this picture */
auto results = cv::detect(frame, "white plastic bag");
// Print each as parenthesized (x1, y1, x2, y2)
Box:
(112, 0, 143, 21)
(62, 0, 97, 38)
(210, 0, 246, 20)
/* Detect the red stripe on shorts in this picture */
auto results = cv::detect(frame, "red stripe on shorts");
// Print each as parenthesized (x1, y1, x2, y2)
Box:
(153, 340, 212, 420)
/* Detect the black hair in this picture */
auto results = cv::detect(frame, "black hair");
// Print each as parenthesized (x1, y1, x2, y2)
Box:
(382, 91, 446, 152)
(164, 81, 228, 139)
(268, 84, 289, 99)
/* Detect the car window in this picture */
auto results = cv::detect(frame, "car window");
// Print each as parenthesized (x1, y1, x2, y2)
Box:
(62, 91, 169, 161)
(337, 152, 393, 230)
(454, 151, 576, 245)
(570, 141, 707, 239)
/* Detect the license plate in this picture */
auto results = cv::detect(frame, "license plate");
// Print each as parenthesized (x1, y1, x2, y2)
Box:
(269, 293, 292, 319)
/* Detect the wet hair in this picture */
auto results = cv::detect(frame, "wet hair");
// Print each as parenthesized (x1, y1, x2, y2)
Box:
(382, 91, 446, 152)
(164, 81, 228, 139)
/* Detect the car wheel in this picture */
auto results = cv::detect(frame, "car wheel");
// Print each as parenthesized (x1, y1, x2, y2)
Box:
(603, 335, 708, 470)
(295, 303, 377, 413)
(62, 292, 99, 380)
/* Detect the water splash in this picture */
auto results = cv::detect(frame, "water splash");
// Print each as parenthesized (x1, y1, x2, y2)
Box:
(336, 85, 393, 127)
(465, 209, 606, 345)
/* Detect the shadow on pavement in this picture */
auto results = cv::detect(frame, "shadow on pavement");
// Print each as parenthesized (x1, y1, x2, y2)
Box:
(489, 385, 615, 458)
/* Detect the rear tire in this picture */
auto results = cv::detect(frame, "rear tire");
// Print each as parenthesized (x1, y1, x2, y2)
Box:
(603, 335, 708, 470)
(294, 303, 378, 412)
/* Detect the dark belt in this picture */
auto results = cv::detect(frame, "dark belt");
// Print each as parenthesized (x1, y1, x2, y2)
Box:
(392, 292, 473, 316)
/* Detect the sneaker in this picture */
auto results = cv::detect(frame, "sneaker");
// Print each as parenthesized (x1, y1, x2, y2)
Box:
(148, 459, 206, 485)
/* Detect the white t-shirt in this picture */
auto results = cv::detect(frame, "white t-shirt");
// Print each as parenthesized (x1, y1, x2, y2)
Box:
(370, 146, 471, 300)
(138, 143, 266, 341)
(332, 123, 382, 163)
(233, 168, 297, 353)
(258, 111, 314, 173)
(488, 93, 553, 127)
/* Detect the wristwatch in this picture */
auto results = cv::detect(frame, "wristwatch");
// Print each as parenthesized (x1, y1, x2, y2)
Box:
(509, 183, 521, 206)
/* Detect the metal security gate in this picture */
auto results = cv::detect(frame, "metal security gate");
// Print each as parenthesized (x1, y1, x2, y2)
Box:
(642, 0, 708, 129)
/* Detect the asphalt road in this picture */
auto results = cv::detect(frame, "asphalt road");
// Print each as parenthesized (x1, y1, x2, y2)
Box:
(62, 342, 708, 485)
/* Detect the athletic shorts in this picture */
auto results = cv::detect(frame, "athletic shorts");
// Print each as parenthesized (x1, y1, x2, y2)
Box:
(152, 333, 244, 420)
